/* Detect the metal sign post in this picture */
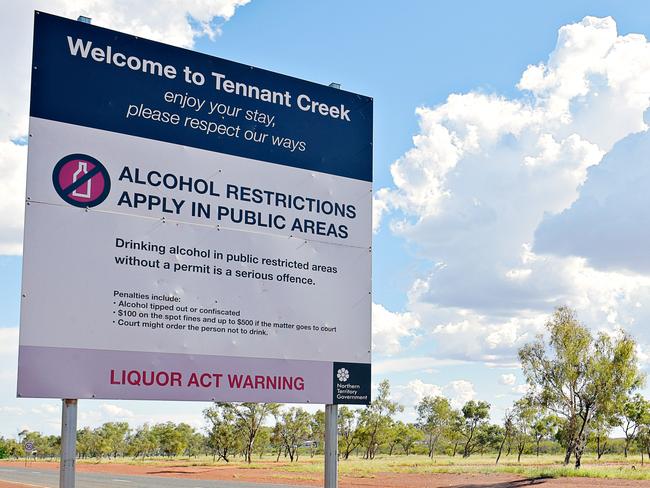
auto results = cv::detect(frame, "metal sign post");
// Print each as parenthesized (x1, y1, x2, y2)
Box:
(23, 441, 34, 468)
(325, 80, 342, 488)
(59, 399, 77, 488)
(324, 404, 338, 488)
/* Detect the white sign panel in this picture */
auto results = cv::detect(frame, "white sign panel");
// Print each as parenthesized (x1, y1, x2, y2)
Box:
(18, 12, 372, 404)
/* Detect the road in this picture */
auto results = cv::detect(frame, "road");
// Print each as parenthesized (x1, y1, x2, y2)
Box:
(0, 466, 301, 488)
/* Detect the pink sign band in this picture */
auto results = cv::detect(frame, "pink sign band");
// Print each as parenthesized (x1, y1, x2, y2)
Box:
(18, 346, 333, 403)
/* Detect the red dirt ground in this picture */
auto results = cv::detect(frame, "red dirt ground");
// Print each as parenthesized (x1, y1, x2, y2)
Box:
(2, 461, 650, 487)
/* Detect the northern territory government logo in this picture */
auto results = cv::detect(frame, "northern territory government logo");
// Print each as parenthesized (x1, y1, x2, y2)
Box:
(52, 153, 111, 208)
(332, 362, 371, 405)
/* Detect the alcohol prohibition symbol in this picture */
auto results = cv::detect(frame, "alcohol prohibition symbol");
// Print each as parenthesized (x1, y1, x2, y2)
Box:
(52, 153, 111, 208)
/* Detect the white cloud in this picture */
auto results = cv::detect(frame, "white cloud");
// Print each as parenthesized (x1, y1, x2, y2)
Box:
(373, 193, 389, 233)
(535, 129, 650, 273)
(511, 384, 530, 395)
(372, 302, 420, 356)
(376, 16, 650, 367)
(373, 356, 468, 374)
(420, 311, 545, 364)
(30, 404, 58, 415)
(60, 0, 249, 48)
(0, 328, 19, 355)
(637, 344, 650, 366)
(0, 406, 24, 415)
(500, 374, 516, 386)
(0, 0, 249, 255)
(61, 403, 204, 432)
(518, 16, 650, 148)
(445, 380, 476, 408)
(392, 379, 443, 408)
(100, 404, 134, 418)
(391, 378, 475, 410)
(0, 142, 27, 254)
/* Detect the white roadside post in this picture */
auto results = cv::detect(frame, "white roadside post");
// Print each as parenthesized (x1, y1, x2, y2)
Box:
(59, 399, 77, 488)
(324, 404, 338, 488)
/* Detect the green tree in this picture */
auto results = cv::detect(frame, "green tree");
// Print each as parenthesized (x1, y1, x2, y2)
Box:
(358, 379, 403, 459)
(396, 423, 423, 455)
(476, 424, 503, 455)
(174, 424, 201, 457)
(3, 438, 24, 458)
(127, 424, 158, 460)
(189, 432, 206, 457)
(460, 400, 490, 458)
(385, 420, 400, 455)
(338, 406, 361, 460)
(495, 410, 514, 464)
(23, 431, 59, 459)
(532, 414, 558, 457)
(217, 402, 280, 463)
(76, 427, 96, 459)
(253, 426, 271, 459)
(204, 405, 241, 462)
(416, 395, 452, 458)
(636, 405, 650, 466)
(589, 413, 617, 460)
(519, 306, 643, 468)
(447, 409, 465, 457)
(275, 407, 312, 462)
(637, 422, 650, 466)
(619, 393, 649, 457)
(512, 397, 536, 462)
(97, 422, 130, 458)
(309, 410, 326, 457)
(271, 422, 284, 461)
(153, 422, 189, 457)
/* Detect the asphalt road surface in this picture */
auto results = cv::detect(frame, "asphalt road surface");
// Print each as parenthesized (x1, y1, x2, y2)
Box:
(0, 466, 301, 488)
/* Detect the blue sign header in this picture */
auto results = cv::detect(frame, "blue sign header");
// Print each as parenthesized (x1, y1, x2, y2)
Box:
(30, 12, 373, 182)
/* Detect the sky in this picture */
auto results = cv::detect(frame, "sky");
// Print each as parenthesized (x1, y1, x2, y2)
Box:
(2, 0, 650, 437)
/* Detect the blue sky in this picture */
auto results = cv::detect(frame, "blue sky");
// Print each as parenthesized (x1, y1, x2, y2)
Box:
(2, 0, 650, 436)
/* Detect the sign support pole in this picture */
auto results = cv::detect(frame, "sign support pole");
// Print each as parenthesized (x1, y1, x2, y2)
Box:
(59, 399, 77, 488)
(323, 81, 342, 488)
(324, 403, 338, 488)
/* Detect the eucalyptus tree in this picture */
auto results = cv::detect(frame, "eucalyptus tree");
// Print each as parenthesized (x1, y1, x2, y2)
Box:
(127, 424, 158, 460)
(590, 413, 617, 460)
(416, 395, 452, 458)
(358, 379, 403, 459)
(495, 409, 514, 464)
(338, 406, 362, 460)
(274, 407, 312, 462)
(216, 402, 279, 463)
(204, 405, 241, 462)
(460, 400, 490, 458)
(519, 306, 643, 468)
(618, 393, 649, 458)
(309, 410, 326, 456)
(532, 413, 558, 457)
(512, 397, 536, 462)
(397, 423, 424, 455)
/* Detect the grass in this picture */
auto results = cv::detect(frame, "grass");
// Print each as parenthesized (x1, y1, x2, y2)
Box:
(10, 453, 650, 481)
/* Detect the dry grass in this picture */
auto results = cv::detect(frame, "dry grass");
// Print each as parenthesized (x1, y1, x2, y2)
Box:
(54, 453, 650, 480)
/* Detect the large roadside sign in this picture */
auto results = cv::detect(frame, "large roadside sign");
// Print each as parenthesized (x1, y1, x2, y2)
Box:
(18, 12, 372, 405)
